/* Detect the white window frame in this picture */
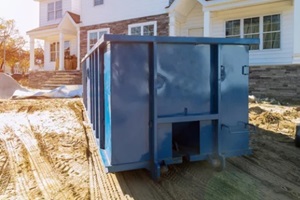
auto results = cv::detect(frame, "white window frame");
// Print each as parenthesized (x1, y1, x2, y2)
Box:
(87, 28, 110, 51)
(128, 21, 157, 36)
(94, 0, 104, 6)
(224, 13, 281, 51)
(47, 0, 62, 21)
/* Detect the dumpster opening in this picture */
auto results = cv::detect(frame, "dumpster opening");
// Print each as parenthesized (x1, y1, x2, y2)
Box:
(172, 121, 200, 157)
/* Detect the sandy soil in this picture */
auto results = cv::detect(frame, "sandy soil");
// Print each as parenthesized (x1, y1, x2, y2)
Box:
(0, 99, 300, 200)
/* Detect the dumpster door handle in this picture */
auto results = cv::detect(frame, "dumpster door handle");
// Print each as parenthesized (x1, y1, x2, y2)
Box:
(242, 65, 249, 75)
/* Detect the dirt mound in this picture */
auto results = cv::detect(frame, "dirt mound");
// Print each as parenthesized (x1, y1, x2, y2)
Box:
(0, 99, 95, 199)
(249, 106, 265, 114)
(250, 103, 299, 136)
(261, 111, 284, 124)
(0, 73, 24, 99)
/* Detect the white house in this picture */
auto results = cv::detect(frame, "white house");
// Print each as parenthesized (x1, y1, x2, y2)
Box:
(27, 0, 300, 70)
(27, 0, 81, 71)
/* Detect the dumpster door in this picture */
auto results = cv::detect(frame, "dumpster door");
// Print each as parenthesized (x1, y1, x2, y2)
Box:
(219, 45, 251, 156)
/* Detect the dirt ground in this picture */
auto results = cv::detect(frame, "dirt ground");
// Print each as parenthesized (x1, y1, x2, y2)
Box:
(0, 98, 300, 200)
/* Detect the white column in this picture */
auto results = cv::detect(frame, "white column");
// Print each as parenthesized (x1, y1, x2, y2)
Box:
(77, 28, 81, 70)
(59, 32, 64, 70)
(203, 10, 211, 37)
(293, 0, 300, 63)
(44, 41, 49, 70)
(169, 12, 176, 36)
(29, 37, 35, 71)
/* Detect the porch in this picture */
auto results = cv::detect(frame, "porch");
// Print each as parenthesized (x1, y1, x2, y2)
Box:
(27, 12, 81, 71)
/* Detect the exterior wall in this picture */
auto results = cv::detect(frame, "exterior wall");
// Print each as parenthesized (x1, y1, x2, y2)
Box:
(249, 65, 300, 102)
(178, 3, 204, 36)
(80, 14, 169, 59)
(71, 0, 80, 14)
(81, 0, 169, 26)
(210, 1, 293, 66)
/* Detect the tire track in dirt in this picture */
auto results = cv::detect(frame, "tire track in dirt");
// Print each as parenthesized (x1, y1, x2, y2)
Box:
(10, 113, 76, 199)
(0, 139, 11, 196)
(0, 99, 99, 199)
(27, 102, 92, 199)
(0, 126, 42, 199)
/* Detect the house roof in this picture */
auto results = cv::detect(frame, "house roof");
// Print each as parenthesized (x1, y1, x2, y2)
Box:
(27, 12, 80, 34)
(27, 24, 58, 33)
(66, 11, 81, 24)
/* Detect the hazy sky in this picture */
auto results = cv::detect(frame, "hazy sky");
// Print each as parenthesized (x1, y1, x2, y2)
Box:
(0, 0, 39, 48)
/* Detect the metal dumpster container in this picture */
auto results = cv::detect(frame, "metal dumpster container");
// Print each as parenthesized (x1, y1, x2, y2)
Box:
(82, 34, 259, 179)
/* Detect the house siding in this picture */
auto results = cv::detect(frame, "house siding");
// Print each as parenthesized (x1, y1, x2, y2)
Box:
(71, 0, 81, 15)
(81, 0, 169, 27)
(80, 14, 169, 60)
(210, 1, 293, 66)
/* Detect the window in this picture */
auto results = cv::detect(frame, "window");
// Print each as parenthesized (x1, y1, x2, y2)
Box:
(50, 41, 70, 61)
(48, 1, 62, 21)
(50, 42, 59, 62)
(87, 28, 110, 50)
(55, 1, 62, 19)
(225, 20, 240, 38)
(48, 3, 55, 21)
(263, 14, 280, 49)
(128, 21, 157, 36)
(244, 17, 259, 50)
(225, 14, 280, 50)
(94, 0, 103, 6)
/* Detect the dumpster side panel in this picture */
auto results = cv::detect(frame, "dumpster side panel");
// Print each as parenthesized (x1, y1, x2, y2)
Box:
(104, 50, 112, 160)
(156, 44, 212, 117)
(110, 43, 150, 165)
(220, 45, 250, 155)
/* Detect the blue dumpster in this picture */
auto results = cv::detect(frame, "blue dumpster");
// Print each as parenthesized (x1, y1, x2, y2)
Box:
(82, 34, 259, 179)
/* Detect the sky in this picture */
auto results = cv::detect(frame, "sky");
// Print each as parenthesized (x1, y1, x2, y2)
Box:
(0, 0, 39, 49)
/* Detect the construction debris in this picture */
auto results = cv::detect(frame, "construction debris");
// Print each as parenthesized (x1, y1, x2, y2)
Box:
(0, 73, 82, 99)
(0, 73, 26, 99)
